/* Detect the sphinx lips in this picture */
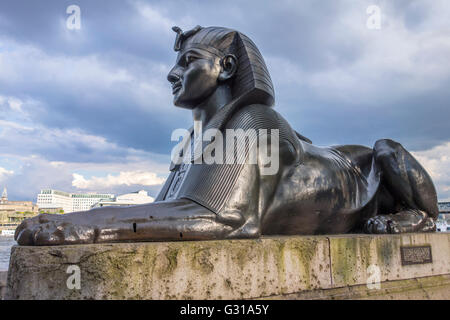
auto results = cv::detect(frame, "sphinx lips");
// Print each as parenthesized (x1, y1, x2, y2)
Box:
(172, 82, 182, 94)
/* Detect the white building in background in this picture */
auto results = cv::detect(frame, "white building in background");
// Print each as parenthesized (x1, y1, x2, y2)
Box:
(37, 190, 72, 213)
(37, 189, 114, 213)
(92, 190, 154, 208)
(437, 202, 450, 232)
(438, 202, 450, 214)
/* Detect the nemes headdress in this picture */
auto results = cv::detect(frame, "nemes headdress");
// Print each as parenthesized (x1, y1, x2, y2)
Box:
(171, 25, 275, 107)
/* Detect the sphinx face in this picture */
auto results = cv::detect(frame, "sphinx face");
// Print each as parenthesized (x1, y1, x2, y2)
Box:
(167, 48, 222, 109)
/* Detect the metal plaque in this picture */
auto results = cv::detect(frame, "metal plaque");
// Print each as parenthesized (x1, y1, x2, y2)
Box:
(400, 245, 433, 266)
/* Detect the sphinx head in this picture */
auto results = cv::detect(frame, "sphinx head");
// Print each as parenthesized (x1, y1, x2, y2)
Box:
(167, 26, 275, 109)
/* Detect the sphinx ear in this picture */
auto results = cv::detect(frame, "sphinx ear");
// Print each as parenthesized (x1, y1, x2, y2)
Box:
(218, 54, 238, 82)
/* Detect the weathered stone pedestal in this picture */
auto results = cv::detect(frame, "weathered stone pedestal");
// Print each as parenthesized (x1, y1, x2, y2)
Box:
(0, 271, 7, 300)
(6, 233, 450, 300)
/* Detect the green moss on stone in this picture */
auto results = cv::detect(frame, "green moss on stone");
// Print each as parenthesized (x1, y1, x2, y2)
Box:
(287, 238, 319, 289)
(376, 237, 395, 266)
(190, 247, 214, 274)
(330, 237, 358, 285)
(163, 247, 179, 274)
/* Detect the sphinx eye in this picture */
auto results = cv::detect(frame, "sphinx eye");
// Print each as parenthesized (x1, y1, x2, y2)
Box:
(186, 55, 197, 65)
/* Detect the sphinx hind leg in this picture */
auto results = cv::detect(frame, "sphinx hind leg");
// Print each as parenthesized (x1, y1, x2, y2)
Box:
(364, 209, 436, 234)
(364, 139, 438, 234)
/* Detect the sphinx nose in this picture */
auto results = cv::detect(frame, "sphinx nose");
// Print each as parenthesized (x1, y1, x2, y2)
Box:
(167, 67, 181, 84)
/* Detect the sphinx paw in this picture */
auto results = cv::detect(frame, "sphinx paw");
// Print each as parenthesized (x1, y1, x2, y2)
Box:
(15, 214, 96, 246)
(420, 217, 436, 232)
(364, 215, 400, 234)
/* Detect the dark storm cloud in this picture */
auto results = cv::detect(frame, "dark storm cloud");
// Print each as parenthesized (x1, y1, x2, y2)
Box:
(0, 0, 189, 154)
(1, 0, 449, 153)
(0, 0, 173, 60)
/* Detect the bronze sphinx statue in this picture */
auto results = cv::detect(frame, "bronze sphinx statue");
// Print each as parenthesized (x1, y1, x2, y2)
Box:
(15, 26, 438, 246)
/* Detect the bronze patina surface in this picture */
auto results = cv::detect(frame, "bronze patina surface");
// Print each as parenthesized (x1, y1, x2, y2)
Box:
(15, 26, 439, 246)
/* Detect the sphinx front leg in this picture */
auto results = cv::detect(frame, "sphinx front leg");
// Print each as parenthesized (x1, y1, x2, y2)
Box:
(15, 199, 242, 245)
(95, 219, 236, 243)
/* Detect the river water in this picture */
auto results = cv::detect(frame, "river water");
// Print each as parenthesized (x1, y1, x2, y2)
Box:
(0, 237, 15, 271)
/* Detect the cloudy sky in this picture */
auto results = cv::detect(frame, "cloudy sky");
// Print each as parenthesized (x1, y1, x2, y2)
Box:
(0, 0, 449, 202)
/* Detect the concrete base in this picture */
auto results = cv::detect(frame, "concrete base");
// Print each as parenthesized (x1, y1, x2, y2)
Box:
(5, 233, 450, 300)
